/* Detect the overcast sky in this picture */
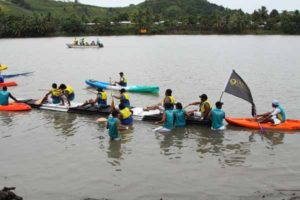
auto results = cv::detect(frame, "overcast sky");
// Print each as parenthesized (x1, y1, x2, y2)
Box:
(78, 0, 300, 13)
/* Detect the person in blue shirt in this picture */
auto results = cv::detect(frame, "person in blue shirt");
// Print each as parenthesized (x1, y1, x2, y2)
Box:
(209, 101, 225, 130)
(256, 100, 286, 125)
(0, 74, 4, 83)
(173, 102, 186, 127)
(106, 110, 128, 141)
(0, 86, 18, 106)
(154, 103, 174, 133)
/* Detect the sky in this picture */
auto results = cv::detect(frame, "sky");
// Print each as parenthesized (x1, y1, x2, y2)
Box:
(77, 0, 300, 13)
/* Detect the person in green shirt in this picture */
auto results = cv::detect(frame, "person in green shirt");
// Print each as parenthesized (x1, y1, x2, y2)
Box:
(154, 103, 174, 133)
(208, 101, 226, 130)
(173, 102, 186, 127)
(106, 110, 128, 141)
(0, 86, 18, 106)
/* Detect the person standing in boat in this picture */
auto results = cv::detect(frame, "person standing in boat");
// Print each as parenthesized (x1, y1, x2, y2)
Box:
(154, 103, 175, 133)
(113, 89, 130, 108)
(0, 86, 18, 106)
(256, 100, 286, 125)
(144, 89, 175, 111)
(59, 84, 75, 106)
(186, 94, 212, 120)
(208, 101, 225, 130)
(115, 72, 127, 87)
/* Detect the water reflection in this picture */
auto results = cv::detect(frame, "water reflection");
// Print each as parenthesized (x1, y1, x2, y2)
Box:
(249, 131, 285, 146)
(42, 111, 78, 136)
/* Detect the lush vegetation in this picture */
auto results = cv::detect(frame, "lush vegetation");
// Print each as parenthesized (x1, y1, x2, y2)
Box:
(0, 0, 300, 37)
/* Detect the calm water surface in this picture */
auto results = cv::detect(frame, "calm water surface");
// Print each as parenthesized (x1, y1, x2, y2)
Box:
(0, 36, 300, 200)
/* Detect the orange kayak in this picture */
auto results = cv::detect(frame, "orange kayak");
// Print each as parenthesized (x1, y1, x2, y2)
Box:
(0, 82, 17, 87)
(0, 103, 31, 111)
(225, 117, 300, 131)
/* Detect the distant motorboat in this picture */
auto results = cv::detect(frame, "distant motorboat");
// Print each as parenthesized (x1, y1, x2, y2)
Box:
(66, 43, 104, 48)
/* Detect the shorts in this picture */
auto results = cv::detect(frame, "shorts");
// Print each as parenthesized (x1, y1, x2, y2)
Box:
(271, 116, 281, 125)
(121, 117, 133, 125)
(68, 93, 75, 101)
(51, 96, 60, 104)
(194, 111, 202, 118)
(153, 126, 172, 133)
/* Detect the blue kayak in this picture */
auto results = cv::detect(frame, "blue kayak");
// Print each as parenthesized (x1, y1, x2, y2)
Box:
(85, 79, 159, 94)
(3, 72, 34, 78)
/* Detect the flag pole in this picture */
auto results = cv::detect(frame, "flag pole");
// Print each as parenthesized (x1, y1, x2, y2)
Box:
(219, 91, 224, 102)
(220, 69, 234, 102)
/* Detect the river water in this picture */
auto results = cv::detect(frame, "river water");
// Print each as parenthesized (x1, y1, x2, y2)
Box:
(0, 36, 300, 200)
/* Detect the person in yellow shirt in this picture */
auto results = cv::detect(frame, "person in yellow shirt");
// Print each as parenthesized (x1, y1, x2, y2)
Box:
(186, 94, 212, 120)
(59, 84, 75, 106)
(144, 89, 175, 111)
(40, 83, 62, 104)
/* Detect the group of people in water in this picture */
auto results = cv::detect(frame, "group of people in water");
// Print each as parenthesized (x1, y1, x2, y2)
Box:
(0, 71, 287, 142)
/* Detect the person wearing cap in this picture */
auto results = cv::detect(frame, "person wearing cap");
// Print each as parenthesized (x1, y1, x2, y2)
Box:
(113, 88, 130, 108)
(256, 100, 286, 125)
(186, 94, 212, 120)
(208, 101, 225, 130)
(144, 89, 175, 111)
(0, 86, 18, 106)
(115, 72, 127, 87)
(80, 88, 108, 108)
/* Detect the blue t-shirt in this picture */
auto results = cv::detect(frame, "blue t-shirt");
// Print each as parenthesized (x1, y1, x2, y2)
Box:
(0, 91, 9, 105)
(173, 109, 186, 127)
(163, 110, 174, 130)
(107, 117, 120, 140)
(211, 108, 225, 129)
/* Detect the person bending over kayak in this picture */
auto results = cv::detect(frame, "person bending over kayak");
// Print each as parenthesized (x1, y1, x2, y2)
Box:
(208, 101, 225, 130)
(106, 110, 129, 141)
(80, 88, 108, 109)
(0, 86, 18, 106)
(41, 83, 62, 104)
(186, 94, 212, 120)
(119, 103, 134, 128)
(115, 72, 127, 87)
(144, 89, 175, 111)
(59, 84, 75, 106)
(173, 102, 186, 127)
(113, 89, 130, 108)
(256, 100, 286, 125)
(154, 103, 174, 133)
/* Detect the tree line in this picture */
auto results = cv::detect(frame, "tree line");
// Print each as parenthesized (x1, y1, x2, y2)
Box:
(0, 6, 299, 37)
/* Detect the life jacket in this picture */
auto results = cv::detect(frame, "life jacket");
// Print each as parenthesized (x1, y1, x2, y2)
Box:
(121, 93, 130, 107)
(97, 91, 107, 105)
(164, 96, 175, 105)
(65, 86, 74, 95)
(277, 104, 286, 122)
(200, 100, 212, 113)
(51, 89, 62, 97)
(120, 76, 127, 84)
(120, 107, 132, 120)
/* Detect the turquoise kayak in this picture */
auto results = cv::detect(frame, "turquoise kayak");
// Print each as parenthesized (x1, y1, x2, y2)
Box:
(85, 79, 159, 94)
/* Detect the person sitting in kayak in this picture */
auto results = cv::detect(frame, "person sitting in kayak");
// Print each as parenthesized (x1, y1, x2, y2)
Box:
(208, 101, 225, 130)
(115, 72, 127, 87)
(80, 88, 108, 109)
(59, 84, 75, 106)
(144, 89, 175, 111)
(0, 86, 18, 106)
(256, 100, 286, 125)
(154, 103, 174, 133)
(186, 94, 212, 120)
(119, 103, 133, 128)
(106, 110, 128, 141)
(113, 89, 130, 108)
(173, 102, 186, 127)
(41, 83, 62, 104)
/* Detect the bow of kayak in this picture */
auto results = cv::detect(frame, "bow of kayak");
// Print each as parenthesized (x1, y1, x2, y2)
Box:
(0, 82, 17, 87)
(0, 103, 31, 111)
(225, 117, 300, 131)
